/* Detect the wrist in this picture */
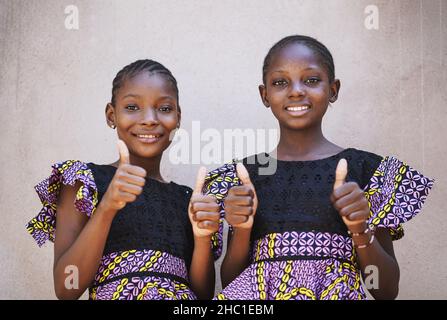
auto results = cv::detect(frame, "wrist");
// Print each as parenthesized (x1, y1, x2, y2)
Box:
(194, 235, 212, 247)
(96, 201, 118, 223)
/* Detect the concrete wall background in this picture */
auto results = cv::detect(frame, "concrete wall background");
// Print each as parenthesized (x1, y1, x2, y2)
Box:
(0, 0, 445, 299)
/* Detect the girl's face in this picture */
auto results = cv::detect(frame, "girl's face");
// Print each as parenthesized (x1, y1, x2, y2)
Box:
(106, 72, 180, 160)
(259, 43, 340, 131)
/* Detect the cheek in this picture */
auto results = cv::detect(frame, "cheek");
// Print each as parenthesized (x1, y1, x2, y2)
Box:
(159, 113, 179, 129)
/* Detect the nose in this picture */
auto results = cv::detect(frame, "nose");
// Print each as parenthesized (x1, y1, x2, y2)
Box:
(289, 81, 305, 98)
(140, 107, 160, 126)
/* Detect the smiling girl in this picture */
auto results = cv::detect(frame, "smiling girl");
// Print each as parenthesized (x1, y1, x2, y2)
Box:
(205, 35, 434, 300)
(26, 59, 220, 300)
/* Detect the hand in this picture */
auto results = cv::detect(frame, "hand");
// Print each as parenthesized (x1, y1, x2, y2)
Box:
(188, 167, 220, 238)
(223, 163, 258, 229)
(331, 158, 370, 234)
(101, 140, 147, 213)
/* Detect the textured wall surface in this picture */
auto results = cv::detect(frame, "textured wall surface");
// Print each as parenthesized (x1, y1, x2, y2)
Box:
(0, 0, 445, 299)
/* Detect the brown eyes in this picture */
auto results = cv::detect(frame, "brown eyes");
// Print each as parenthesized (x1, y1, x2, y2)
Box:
(125, 105, 173, 112)
(272, 78, 321, 86)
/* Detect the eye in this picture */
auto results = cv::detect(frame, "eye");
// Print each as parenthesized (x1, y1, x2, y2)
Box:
(304, 78, 320, 85)
(272, 79, 287, 86)
(125, 104, 139, 111)
(159, 105, 173, 113)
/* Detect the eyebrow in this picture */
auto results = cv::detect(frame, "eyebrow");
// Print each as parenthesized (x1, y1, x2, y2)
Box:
(121, 94, 176, 101)
(122, 93, 141, 99)
(271, 67, 321, 74)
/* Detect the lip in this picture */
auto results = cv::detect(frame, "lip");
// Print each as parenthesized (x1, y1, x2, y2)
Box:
(284, 104, 312, 117)
(132, 133, 164, 144)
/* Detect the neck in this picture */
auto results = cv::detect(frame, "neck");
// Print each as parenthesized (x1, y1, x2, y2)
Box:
(274, 123, 338, 160)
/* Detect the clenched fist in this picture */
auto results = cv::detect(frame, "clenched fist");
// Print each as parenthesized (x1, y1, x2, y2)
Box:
(224, 163, 258, 229)
(331, 158, 370, 234)
(101, 140, 147, 213)
(188, 167, 220, 238)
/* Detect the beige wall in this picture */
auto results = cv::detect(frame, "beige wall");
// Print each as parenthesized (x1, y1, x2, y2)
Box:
(0, 0, 446, 299)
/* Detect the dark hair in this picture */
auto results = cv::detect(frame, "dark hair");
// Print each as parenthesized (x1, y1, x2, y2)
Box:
(262, 35, 335, 84)
(111, 59, 179, 106)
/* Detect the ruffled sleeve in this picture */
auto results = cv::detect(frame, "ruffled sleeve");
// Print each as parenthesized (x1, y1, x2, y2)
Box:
(26, 160, 98, 247)
(204, 162, 241, 260)
(364, 156, 434, 240)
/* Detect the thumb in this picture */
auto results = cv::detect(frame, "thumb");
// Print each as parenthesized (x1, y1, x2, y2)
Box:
(236, 162, 253, 186)
(334, 158, 348, 191)
(117, 139, 130, 165)
(193, 166, 207, 195)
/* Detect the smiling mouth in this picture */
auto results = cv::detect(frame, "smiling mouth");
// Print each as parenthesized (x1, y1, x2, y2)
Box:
(284, 105, 311, 116)
(285, 105, 311, 111)
(133, 133, 163, 143)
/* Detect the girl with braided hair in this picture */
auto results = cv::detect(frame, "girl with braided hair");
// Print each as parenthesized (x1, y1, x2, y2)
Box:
(26, 59, 220, 300)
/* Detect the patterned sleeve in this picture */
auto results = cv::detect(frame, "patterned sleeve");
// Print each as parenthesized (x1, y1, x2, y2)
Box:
(26, 160, 98, 247)
(364, 156, 435, 240)
(203, 161, 241, 260)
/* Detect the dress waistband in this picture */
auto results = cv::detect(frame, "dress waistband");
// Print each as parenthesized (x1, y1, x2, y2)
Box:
(250, 231, 355, 264)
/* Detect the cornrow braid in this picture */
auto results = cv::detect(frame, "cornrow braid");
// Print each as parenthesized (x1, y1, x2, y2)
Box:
(262, 35, 335, 84)
(111, 59, 179, 106)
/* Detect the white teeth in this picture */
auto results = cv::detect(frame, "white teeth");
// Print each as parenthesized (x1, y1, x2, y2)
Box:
(286, 105, 310, 111)
(137, 134, 159, 138)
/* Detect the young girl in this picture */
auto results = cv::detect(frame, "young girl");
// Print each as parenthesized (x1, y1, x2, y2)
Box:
(205, 35, 434, 300)
(26, 59, 220, 300)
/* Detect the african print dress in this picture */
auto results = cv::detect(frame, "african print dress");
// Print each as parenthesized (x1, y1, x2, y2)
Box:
(26, 160, 197, 300)
(205, 148, 434, 300)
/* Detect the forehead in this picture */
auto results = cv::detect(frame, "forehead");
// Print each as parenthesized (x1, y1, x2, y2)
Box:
(118, 72, 177, 99)
(268, 43, 326, 73)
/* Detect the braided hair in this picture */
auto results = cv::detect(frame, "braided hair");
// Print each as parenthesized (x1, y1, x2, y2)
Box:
(111, 59, 179, 108)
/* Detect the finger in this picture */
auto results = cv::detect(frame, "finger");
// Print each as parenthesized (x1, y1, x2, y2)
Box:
(236, 163, 253, 186)
(117, 171, 146, 186)
(346, 211, 369, 221)
(190, 194, 217, 204)
(229, 186, 254, 197)
(226, 215, 248, 226)
(122, 164, 147, 178)
(338, 201, 366, 217)
(225, 204, 253, 216)
(197, 220, 219, 230)
(333, 188, 365, 211)
(332, 182, 358, 200)
(194, 211, 220, 222)
(193, 166, 207, 196)
(334, 158, 348, 190)
(117, 139, 130, 165)
(117, 190, 137, 203)
(225, 195, 253, 206)
(191, 201, 219, 213)
(118, 182, 143, 196)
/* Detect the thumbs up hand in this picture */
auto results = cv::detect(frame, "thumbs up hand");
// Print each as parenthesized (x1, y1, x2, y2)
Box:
(331, 158, 370, 234)
(101, 140, 147, 213)
(223, 163, 258, 229)
(188, 167, 221, 238)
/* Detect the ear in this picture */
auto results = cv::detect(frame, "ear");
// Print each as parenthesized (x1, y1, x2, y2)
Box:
(329, 79, 341, 103)
(258, 84, 270, 108)
(176, 105, 182, 128)
(105, 103, 116, 128)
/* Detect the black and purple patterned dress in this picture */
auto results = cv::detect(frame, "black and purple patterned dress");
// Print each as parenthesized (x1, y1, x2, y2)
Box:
(205, 148, 434, 300)
(26, 160, 198, 300)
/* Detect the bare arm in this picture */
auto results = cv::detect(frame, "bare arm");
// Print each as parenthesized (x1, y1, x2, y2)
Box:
(355, 227, 400, 299)
(53, 140, 147, 299)
(220, 227, 252, 288)
(188, 235, 216, 299)
(53, 182, 117, 299)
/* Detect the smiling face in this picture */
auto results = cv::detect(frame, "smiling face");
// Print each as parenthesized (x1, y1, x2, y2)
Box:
(106, 72, 180, 160)
(259, 43, 340, 131)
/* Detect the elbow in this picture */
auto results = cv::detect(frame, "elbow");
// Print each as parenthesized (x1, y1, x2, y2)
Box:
(54, 281, 83, 300)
